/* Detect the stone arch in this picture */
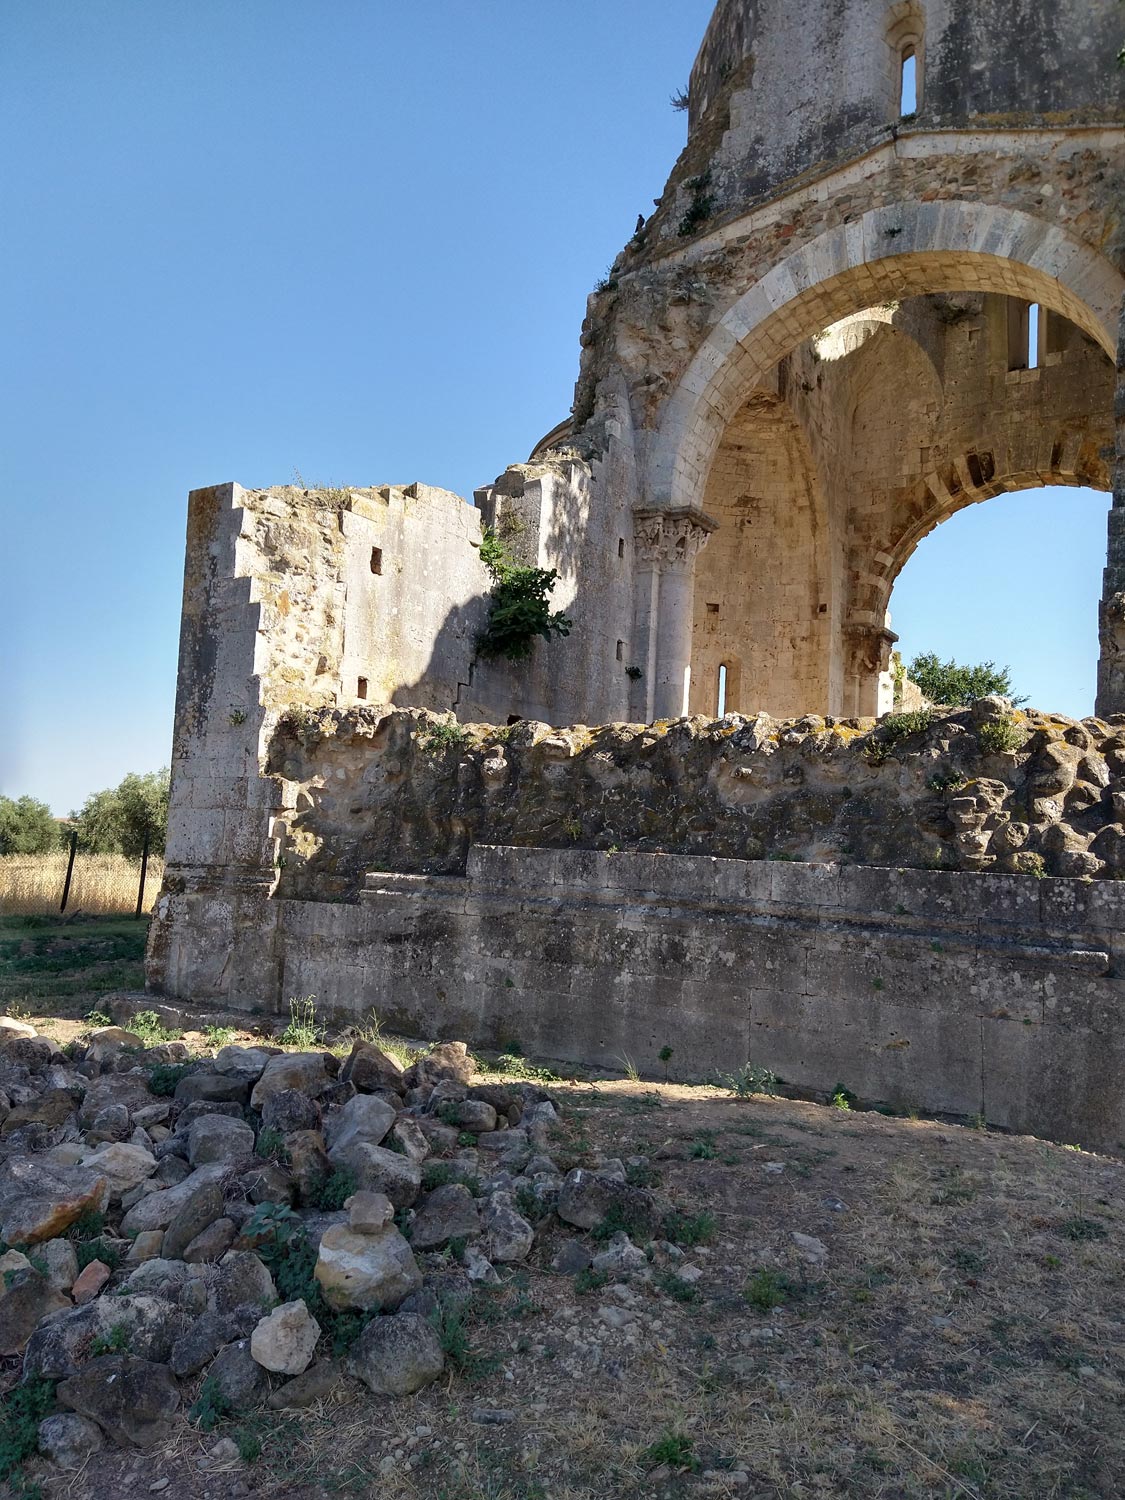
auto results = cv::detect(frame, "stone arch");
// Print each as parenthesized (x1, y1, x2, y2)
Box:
(875, 457, 1113, 623)
(688, 388, 836, 718)
(650, 200, 1123, 516)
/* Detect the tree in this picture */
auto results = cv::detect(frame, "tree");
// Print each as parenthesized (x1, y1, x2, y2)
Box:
(73, 769, 170, 859)
(907, 652, 1027, 707)
(0, 796, 63, 855)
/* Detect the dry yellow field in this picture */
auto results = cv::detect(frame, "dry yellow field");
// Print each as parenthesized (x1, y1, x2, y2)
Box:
(0, 850, 164, 916)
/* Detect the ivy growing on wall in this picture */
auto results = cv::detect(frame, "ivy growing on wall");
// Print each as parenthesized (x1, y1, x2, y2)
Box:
(476, 527, 572, 662)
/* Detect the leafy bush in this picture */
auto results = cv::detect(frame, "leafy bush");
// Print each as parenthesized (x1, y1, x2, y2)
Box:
(718, 1063, 779, 1099)
(73, 769, 169, 858)
(279, 995, 321, 1048)
(642, 1430, 699, 1471)
(0, 796, 63, 855)
(0, 1378, 56, 1483)
(978, 718, 1027, 754)
(306, 1167, 357, 1212)
(129, 1010, 182, 1045)
(148, 1061, 195, 1096)
(475, 528, 572, 662)
(420, 721, 468, 752)
(908, 652, 1025, 707)
(661, 1209, 716, 1247)
(744, 1267, 802, 1312)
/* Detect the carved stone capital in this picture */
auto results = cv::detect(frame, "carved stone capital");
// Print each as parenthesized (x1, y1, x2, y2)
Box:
(844, 622, 899, 677)
(633, 507, 717, 569)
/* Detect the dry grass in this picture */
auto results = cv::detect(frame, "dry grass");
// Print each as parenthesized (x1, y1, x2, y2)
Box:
(0, 851, 164, 916)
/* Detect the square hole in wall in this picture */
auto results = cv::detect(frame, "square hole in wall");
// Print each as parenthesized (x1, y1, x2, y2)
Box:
(706, 602, 719, 615)
(357, 677, 368, 700)
(370, 547, 383, 575)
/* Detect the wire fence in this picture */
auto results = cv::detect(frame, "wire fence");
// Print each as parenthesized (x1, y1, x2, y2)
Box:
(0, 851, 164, 918)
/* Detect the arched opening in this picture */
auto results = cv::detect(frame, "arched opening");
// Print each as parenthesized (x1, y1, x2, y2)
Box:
(899, 48, 917, 117)
(889, 485, 1112, 716)
(678, 275, 1114, 721)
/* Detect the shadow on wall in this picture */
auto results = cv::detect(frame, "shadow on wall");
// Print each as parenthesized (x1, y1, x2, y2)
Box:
(388, 596, 492, 717)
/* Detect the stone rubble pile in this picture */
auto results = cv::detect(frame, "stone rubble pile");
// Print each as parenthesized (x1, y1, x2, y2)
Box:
(0, 1016, 668, 1473)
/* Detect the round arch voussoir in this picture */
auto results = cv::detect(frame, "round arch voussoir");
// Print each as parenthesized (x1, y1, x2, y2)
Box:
(656, 201, 1125, 513)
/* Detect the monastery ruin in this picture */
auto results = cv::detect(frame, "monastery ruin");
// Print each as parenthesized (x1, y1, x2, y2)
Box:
(149, 0, 1125, 1151)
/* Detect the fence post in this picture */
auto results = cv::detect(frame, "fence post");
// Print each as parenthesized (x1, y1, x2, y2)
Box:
(135, 829, 151, 919)
(60, 829, 78, 914)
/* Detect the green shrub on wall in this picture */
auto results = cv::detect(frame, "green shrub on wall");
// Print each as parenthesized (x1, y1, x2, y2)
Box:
(476, 527, 572, 662)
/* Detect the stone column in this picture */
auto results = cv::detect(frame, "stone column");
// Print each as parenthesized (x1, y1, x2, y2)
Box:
(632, 508, 716, 721)
(1095, 297, 1125, 718)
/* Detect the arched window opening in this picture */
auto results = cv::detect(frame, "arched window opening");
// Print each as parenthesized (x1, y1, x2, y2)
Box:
(886, 4, 923, 121)
(717, 664, 728, 717)
(889, 485, 1110, 718)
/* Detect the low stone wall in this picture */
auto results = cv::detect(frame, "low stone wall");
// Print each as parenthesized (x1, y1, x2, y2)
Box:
(264, 699, 1125, 901)
(148, 848, 1125, 1154)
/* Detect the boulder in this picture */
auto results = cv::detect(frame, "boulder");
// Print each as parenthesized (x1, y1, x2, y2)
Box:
(327, 1142, 420, 1208)
(58, 1355, 180, 1448)
(250, 1053, 333, 1111)
(348, 1311, 444, 1396)
(314, 1221, 421, 1311)
(169, 1304, 259, 1378)
(80, 1141, 158, 1200)
(481, 1196, 534, 1262)
(0, 1154, 109, 1246)
(214, 1045, 276, 1081)
(260, 1088, 322, 1136)
(161, 1179, 225, 1260)
(388, 1117, 430, 1164)
(183, 1217, 237, 1264)
(37, 1237, 79, 1292)
(71, 1259, 112, 1304)
(0, 1015, 37, 1042)
(410, 1183, 482, 1250)
(126, 1230, 165, 1262)
(209, 1250, 277, 1314)
(122, 1258, 190, 1298)
(402, 1041, 473, 1092)
(1, 1088, 77, 1136)
(346, 1190, 394, 1234)
(556, 1168, 653, 1233)
(250, 1300, 321, 1375)
(187, 1114, 255, 1166)
(323, 1093, 397, 1154)
(267, 1359, 343, 1409)
(38, 1411, 105, 1468)
(285, 1129, 331, 1200)
(590, 1231, 648, 1276)
(206, 1339, 269, 1409)
(174, 1072, 250, 1107)
(339, 1040, 405, 1094)
(438, 1099, 497, 1135)
(24, 1296, 180, 1380)
(77, 1074, 152, 1128)
(119, 1162, 226, 1237)
(0, 1269, 69, 1355)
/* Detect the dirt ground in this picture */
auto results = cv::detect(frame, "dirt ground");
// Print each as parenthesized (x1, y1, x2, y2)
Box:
(3, 918, 1124, 1500)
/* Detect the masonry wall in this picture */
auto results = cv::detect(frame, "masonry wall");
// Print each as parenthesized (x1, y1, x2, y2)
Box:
(148, 847, 1125, 1154)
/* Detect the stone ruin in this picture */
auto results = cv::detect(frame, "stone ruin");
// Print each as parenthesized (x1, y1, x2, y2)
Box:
(149, 0, 1125, 1150)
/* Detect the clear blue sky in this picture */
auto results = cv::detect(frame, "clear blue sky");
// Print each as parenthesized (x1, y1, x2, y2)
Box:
(0, 2, 1110, 814)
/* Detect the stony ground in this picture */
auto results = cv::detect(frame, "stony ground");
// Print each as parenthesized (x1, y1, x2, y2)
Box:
(1, 918, 1124, 1500)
